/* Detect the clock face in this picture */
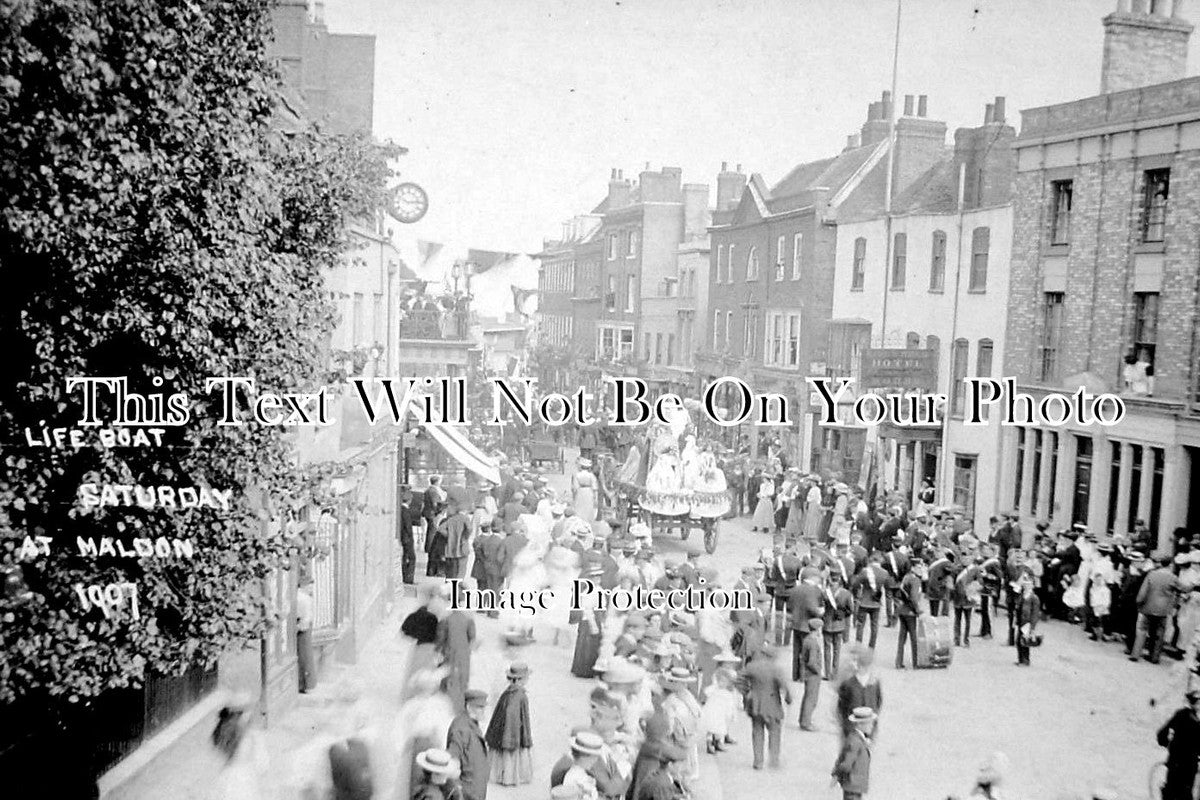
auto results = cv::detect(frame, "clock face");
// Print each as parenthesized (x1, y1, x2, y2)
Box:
(390, 181, 429, 224)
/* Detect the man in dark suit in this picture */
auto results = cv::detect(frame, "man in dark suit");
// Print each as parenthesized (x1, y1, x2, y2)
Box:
(423, 475, 444, 534)
(787, 568, 825, 681)
(471, 519, 505, 617)
(446, 690, 489, 800)
(500, 523, 529, 587)
(1132, 554, 1179, 663)
(832, 708, 875, 799)
(926, 550, 957, 617)
(739, 642, 792, 770)
(399, 487, 417, 585)
(895, 562, 925, 669)
(767, 546, 802, 644)
(442, 503, 473, 581)
(851, 554, 888, 648)
(880, 535, 909, 627)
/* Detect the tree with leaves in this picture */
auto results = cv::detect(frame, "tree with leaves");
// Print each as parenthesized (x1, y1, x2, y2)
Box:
(0, 0, 400, 752)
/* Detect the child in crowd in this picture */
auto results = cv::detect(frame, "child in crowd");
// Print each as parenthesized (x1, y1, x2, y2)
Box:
(700, 667, 739, 754)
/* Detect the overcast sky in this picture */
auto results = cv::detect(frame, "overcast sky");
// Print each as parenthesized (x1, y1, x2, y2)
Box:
(322, 0, 1200, 252)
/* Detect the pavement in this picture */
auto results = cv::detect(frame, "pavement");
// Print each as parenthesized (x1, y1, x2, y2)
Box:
(135, 446, 1184, 800)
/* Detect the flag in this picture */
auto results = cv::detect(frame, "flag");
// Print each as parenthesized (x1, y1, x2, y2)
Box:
(417, 240, 443, 267)
(467, 248, 518, 273)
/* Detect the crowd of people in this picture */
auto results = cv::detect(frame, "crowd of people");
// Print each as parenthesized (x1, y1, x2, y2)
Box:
(205, 431, 1200, 800)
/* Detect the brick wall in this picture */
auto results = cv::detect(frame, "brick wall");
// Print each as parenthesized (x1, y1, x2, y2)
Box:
(1007, 146, 1200, 400)
(1100, 12, 1192, 95)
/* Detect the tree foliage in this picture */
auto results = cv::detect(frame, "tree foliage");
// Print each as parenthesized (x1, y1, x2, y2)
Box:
(0, 0, 402, 703)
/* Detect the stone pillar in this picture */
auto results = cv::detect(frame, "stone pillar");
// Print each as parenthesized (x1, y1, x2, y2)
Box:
(998, 426, 1020, 515)
(1137, 446, 1157, 527)
(1036, 431, 1055, 522)
(1158, 446, 1189, 553)
(1019, 427, 1037, 518)
(1054, 432, 1077, 529)
(1087, 433, 1112, 532)
(913, 441, 926, 508)
(1114, 442, 1134, 537)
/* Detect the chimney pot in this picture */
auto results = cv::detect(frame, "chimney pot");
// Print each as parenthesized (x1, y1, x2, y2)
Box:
(882, 90, 891, 103)
(918, 95, 928, 117)
(993, 96, 1006, 123)
(721, 161, 728, 171)
(903, 95, 914, 115)
(985, 103, 995, 124)
(611, 168, 618, 180)
(736, 164, 743, 173)
(645, 161, 651, 170)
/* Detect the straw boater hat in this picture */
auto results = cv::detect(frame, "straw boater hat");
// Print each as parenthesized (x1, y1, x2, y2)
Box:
(578, 457, 592, 468)
(550, 785, 584, 800)
(848, 707, 877, 725)
(569, 730, 605, 757)
(415, 748, 458, 775)
(662, 666, 694, 685)
(599, 658, 644, 685)
(714, 651, 741, 664)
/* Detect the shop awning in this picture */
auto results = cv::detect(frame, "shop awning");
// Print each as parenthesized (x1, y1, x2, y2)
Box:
(421, 421, 501, 485)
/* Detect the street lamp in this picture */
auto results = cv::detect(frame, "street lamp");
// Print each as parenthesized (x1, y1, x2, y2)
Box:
(451, 262, 461, 295)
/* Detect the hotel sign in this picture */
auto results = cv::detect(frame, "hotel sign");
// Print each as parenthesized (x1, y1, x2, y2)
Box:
(860, 348, 937, 393)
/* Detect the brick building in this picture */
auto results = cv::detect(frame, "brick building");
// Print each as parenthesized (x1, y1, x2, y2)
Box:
(532, 213, 602, 388)
(270, 0, 375, 134)
(699, 93, 946, 467)
(593, 167, 709, 390)
(830, 98, 1015, 529)
(1000, 0, 1200, 549)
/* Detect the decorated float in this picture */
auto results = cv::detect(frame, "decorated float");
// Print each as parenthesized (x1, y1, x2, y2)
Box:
(610, 400, 729, 554)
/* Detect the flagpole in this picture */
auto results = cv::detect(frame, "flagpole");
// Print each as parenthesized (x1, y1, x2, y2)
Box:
(878, 0, 902, 349)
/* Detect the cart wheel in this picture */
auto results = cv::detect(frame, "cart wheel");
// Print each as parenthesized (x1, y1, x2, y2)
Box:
(704, 520, 719, 554)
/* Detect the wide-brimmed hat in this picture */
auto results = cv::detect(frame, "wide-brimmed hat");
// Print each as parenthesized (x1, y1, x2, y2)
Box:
(578, 457, 592, 468)
(599, 658, 644, 685)
(550, 785, 584, 800)
(848, 707, 877, 724)
(415, 748, 458, 775)
(507, 662, 530, 679)
(569, 729, 605, 756)
(714, 651, 741, 663)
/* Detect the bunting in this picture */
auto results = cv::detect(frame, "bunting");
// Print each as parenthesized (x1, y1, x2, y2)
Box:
(417, 240, 444, 267)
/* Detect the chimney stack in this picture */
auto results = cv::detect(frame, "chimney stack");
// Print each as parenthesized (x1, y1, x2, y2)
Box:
(993, 96, 1006, 123)
(1100, 0, 1193, 93)
(985, 103, 995, 124)
(917, 95, 928, 117)
(716, 162, 747, 211)
(903, 94, 915, 116)
(861, 90, 893, 146)
(608, 167, 632, 208)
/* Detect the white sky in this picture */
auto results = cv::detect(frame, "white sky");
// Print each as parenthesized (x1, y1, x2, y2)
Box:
(322, 0, 1200, 252)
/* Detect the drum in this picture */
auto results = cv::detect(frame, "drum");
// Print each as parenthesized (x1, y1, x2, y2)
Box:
(915, 614, 953, 669)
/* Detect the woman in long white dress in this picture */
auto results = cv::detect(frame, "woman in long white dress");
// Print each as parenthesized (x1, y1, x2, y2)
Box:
(643, 436, 689, 516)
(752, 477, 775, 532)
(680, 436, 701, 490)
(572, 458, 598, 523)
